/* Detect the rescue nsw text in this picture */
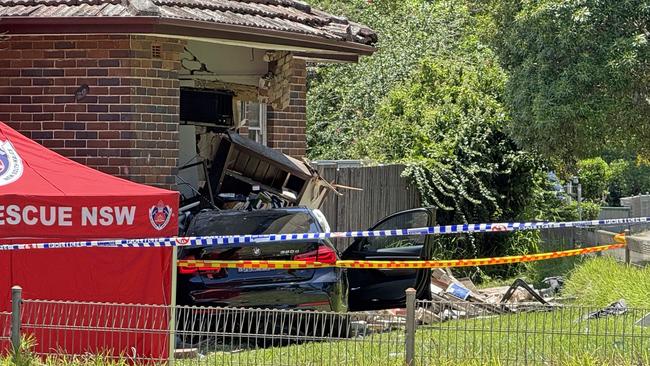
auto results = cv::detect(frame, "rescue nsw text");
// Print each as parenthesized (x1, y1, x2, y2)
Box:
(0, 205, 136, 226)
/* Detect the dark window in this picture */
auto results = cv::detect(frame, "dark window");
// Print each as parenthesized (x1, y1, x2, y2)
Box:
(180, 89, 233, 127)
(361, 211, 428, 252)
(189, 211, 319, 236)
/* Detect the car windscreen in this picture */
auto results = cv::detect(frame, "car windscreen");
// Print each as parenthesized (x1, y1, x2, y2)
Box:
(188, 211, 320, 236)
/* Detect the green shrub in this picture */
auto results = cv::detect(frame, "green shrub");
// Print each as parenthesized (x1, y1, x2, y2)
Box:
(608, 158, 650, 205)
(577, 158, 611, 203)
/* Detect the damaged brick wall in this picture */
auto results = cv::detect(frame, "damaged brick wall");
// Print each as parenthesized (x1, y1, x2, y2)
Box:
(266, 56, 307, 157)
(0, 35, 184, 189)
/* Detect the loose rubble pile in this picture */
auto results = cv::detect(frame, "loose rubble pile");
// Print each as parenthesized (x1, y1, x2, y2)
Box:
(351, 269, 564, 334)
(348, 268, 645, 339)
(424, 269, 562, 322)
(178, 131, 343, 215)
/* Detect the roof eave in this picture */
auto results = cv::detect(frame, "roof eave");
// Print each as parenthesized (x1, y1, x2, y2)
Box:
(0, 16, 377, 58)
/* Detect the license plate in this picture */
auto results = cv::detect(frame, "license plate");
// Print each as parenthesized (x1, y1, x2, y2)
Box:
(237, 267, 272, 273)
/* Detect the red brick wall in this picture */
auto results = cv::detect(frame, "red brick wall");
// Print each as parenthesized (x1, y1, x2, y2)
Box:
(0, 35, 184, 189)
(266, 58, 307, 157)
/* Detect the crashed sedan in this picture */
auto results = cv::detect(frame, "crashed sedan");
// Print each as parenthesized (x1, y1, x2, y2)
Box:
(176, 207, 435, 312)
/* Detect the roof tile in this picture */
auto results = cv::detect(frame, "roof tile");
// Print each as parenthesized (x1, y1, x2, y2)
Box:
(0, 0, 377, 46)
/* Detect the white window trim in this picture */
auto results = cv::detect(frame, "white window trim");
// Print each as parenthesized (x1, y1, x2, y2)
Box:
(241, 101, 267, 146)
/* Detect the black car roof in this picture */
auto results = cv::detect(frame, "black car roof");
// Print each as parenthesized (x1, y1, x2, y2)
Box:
(195, 207, 313, 219)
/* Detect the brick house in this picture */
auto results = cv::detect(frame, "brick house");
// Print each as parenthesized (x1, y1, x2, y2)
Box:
(0, 0, 376, 192)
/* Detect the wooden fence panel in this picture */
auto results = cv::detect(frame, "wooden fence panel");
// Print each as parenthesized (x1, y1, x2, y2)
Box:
(316, 164, 421, 251)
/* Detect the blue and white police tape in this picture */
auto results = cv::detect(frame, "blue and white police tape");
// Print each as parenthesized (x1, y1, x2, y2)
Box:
(0, 216, 647, 251)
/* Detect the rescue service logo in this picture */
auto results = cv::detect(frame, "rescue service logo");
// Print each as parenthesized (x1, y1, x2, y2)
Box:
(149, 200, 172, 231)
(0, 139, 23, 186)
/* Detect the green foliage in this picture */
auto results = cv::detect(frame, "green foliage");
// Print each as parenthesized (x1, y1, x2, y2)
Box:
(1, 336, 130, 366)
(360, 53, 519, 213)
(489, 0, 650, 161)
(306, 1, 557, 272)
(564, 257, 650, 308)
(562, 200, 601, 221)
(569, 156, 650, 206)
(305, 0, 647, 282)
(6, 335, 36, 366)
(355, 53, 550, 264)
(577, 158, 611, 202)
(306, 0, 470, 159)
(608, 158, 650, 205)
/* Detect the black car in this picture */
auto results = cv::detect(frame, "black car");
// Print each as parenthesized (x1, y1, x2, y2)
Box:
(177, 207, 435, 312)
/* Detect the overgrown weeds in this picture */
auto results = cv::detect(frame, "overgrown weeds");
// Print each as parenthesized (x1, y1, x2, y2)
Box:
(563, 256, 650, 308)
(1, 336, 129, 366)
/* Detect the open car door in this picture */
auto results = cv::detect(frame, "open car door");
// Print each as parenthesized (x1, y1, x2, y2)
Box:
(341, 208, 435, 311)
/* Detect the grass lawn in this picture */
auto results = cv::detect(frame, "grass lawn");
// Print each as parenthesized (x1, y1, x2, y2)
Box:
(416, 305, 650, 365)
(562, 256, 650, 308)
(190, 306, 650, 366)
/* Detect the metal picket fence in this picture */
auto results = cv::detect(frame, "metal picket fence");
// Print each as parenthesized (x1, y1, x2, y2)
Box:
(5, 287, 650, 365)
(414, 300, 650, 365)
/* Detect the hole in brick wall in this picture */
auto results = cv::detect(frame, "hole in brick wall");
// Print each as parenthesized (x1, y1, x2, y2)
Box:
(74, 84, 90, 102)
(151, 44, 162, 59)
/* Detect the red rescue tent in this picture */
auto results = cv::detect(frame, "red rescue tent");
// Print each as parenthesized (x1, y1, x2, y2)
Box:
(0, 121, 178, 357)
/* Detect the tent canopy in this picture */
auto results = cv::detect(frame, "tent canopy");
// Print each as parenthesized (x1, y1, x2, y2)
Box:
(0, 121, 178, 358)
(0, 121, 178, 241)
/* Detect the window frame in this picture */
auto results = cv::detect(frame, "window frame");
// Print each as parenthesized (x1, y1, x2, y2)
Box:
(240, 101, 267, 146)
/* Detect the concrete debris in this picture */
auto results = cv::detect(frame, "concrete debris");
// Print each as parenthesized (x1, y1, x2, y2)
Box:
(416, 307, 441, 324)
(458, 277, 481, 294)
(351, 310, 408, 335)
(540, 276, 564, 297)
(499, 279, 548, 305)
(440, 308, 466, 321)
(349, 320, 369, 337)
(431, 269, 457, 290)
(354, 271, 565, 333)
(583, 299, 628, 320)
(408, 269, 566, 323)
(376, 308, 407, 317)
(372, 318, 406, 328)
(356, 306, 441, 329)
(481, 286, 534, 303)
(174, 348, 200, 359)
(433, 269, 485, 303)
(430, 283, 445, 296)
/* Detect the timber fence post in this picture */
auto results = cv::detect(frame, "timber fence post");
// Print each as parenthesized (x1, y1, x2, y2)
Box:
(405, 288, 416, 366)
(11, 286, 23, 357)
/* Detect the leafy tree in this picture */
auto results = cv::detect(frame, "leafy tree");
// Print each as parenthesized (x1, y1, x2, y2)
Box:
(577, 157, 611, 202)
(607, 158, 650, 205)
(356, 52, 536, 221)
(357, 50, 554, 260)
(306, 0, 470, 158)
(489, 0, 650, 162)
(565, 156, 650, 206)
